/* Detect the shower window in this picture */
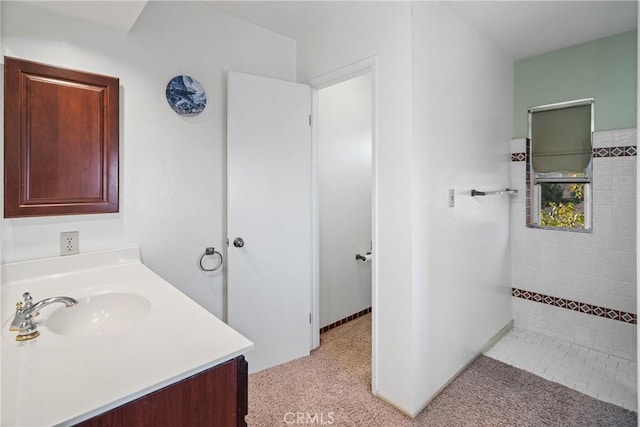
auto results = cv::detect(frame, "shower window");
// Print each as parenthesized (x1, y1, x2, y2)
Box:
(528, 99, 593, 231)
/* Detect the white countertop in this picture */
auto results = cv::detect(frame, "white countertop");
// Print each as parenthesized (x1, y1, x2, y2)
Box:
(1, 247, 254, 426)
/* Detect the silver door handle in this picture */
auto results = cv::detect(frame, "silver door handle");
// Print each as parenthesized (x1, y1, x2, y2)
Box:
(233, 237, 245, 248)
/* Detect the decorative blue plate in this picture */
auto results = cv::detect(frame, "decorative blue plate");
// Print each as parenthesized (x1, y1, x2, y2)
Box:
(166, 75, 207, 116)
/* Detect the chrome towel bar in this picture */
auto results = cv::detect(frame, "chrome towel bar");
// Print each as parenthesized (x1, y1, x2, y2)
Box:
(471, 188, 518, 197)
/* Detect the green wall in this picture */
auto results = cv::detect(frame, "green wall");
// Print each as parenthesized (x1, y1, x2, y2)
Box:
(514, 30, 637, 138)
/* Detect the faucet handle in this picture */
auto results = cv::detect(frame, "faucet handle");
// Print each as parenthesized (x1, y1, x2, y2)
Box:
(22, 292, 33, 307)
(22, 292, 36, 314)
(20, 292, 40, 317)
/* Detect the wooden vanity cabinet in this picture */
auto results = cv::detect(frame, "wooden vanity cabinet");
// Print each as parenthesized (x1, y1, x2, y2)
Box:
(77, 356, 248, 427)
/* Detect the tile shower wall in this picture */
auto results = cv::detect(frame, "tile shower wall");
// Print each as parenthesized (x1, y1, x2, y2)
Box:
(510, 129, 637, 360)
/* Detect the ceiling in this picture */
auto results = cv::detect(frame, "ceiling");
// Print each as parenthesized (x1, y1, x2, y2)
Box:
(21, 1, 149, 33)
(204, 1, 637, 59)
(21, 1, 638, 60)
(198, 1, 362, 39)
(445, 1, 638, 59)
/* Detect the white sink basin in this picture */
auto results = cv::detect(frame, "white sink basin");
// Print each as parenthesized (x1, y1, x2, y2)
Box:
(47, 293, 151, 337)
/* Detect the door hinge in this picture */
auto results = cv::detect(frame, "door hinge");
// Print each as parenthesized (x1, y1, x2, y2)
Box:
(309, 114, 312, 126)
(309, 313, 312, 324)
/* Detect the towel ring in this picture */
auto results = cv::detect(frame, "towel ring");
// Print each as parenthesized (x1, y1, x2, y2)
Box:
(198, 247, 223, 272)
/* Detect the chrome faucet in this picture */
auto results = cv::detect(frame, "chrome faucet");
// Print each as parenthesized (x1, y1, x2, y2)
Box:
(10, 292, 78, 341)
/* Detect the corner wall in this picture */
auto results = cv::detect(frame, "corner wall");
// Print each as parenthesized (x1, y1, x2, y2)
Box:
(1, 1, 296, 318)
(410, 2, 513, 411)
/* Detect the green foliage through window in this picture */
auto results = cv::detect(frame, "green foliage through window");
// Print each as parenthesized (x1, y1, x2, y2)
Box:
(539, 183, 585, 229)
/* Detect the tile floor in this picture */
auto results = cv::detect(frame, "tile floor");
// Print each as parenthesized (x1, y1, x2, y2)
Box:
(485, 327, 637, 412)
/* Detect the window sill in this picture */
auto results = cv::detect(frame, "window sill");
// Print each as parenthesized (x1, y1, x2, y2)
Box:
(526, 224, 592, 234)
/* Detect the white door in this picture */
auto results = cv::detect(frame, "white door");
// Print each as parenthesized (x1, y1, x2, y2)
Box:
(227, 71, 312, 373)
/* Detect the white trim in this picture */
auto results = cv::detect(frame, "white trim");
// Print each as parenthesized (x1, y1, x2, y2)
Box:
(306, 56, 377, 90)
(310, 84, 320, 351)
(307, 56, 379, 394)
(528, 97, 594, 113)
(584, 182, 592, 230)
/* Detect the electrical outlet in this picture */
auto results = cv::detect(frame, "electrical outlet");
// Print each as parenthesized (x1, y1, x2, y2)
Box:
(60, 231, 79, 256)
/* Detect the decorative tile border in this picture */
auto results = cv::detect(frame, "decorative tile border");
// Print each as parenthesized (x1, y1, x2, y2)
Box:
(512, 287, 636, 324)
(511, 152, 526, 162)
(593, 146, 637, 158)
(511, 145, 637, 162)
(320, 307, 371, 334)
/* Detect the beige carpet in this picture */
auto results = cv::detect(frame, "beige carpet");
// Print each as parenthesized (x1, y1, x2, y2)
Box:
(247, 314, 636, 426)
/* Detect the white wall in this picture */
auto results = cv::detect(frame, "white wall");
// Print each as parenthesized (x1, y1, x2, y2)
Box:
(318, 74, 372, 328)
(410, 2, 513, 412)
(1, 1, 296, 318)
(298, 1, 415, 412)
(299, 1, 513, 415)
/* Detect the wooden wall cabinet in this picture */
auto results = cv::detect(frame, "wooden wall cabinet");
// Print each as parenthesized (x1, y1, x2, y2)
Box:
(77, 356, 248, 427)
(4, 56, 119, 218)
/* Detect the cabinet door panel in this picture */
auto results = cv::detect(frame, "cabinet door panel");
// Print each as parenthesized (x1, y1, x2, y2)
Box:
(77, 356, 248, 427)
(4, 56, 119, 217)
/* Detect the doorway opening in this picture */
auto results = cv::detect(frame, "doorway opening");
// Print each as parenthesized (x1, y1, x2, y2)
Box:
(309, 58, 377, 392)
